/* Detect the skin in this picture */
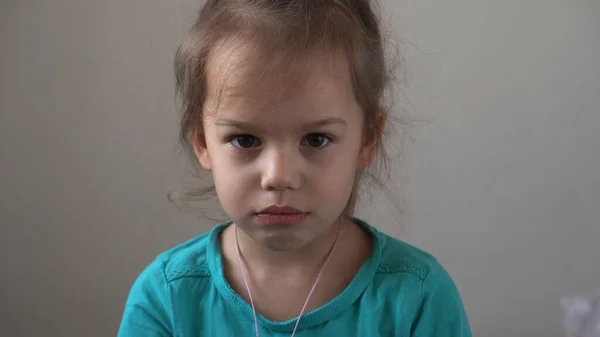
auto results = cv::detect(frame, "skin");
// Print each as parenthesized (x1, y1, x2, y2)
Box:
(193, 41, 383, 321)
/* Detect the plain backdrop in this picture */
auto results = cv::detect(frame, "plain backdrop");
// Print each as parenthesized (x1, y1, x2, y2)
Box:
(1, 0, 599, 336)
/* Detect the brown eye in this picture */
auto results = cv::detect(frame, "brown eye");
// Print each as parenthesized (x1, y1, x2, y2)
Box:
(301, 133, 332, 148)
(230, 135, 261, 149)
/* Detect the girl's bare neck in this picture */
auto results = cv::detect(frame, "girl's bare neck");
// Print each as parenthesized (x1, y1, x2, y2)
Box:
(219, 220, 373, 321)
(229, 222, 346, 276)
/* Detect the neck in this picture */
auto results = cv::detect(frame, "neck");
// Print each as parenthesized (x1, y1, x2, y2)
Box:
(230, 218, 347, 276)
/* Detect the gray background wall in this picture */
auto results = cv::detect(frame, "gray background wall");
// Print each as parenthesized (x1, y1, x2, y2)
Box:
(1, 0, 598, 336)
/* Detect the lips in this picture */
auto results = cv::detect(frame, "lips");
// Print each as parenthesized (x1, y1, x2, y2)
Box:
(255, 205, 309, 225)
(257, 205, 304, 214)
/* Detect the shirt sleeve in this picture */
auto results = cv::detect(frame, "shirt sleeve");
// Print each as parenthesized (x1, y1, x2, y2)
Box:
(117, 259, 174, 337)
(410, 262, 472, 337)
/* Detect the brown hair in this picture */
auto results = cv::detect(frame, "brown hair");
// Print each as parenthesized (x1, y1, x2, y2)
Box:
(173, 0, 400, 218)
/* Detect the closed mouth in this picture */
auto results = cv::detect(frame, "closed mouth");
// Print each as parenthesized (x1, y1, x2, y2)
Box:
(254, 210, 309, 225)
(256, 205, 306, 215)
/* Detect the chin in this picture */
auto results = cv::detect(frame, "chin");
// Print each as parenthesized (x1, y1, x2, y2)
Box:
(235, 214, 341, 250)
(255, 229, 314, 252)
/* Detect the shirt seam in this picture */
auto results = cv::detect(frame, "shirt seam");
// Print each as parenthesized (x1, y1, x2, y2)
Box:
(409, 266, 430, 335)
(376, 263, 429, 280)
(161, 259, 176, 336)
(165, 266, 211, 282)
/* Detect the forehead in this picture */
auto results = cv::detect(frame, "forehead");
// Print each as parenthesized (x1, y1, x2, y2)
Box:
(203, 39, 359, 122)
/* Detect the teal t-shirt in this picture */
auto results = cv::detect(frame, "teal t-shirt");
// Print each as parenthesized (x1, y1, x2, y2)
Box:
(118, 218, 471, 336)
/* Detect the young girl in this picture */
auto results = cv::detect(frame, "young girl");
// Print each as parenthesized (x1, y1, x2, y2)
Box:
(118, 0, 471, 336)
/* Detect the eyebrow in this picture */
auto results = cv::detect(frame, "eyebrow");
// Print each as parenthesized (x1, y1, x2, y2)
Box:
(213, 117, 348, 129)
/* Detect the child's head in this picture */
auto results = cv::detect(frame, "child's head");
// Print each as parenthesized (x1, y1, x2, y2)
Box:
(175, 0, 392, 250)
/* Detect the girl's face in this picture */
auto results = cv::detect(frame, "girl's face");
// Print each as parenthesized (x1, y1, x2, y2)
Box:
(194, 44, 377, 252)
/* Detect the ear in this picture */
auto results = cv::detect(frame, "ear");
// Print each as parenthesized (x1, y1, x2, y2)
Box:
(357, 109, 387, 168)
(192, 127, 212, 171)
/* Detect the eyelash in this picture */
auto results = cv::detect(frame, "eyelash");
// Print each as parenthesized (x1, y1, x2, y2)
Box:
(226, 133, 335, 152)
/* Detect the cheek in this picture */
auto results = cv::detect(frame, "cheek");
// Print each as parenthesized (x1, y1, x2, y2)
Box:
(212, 167, 254, 217)
(313, 150, 359, 198)
(206, 149, 252, 210)
(212, 163, 249, 192)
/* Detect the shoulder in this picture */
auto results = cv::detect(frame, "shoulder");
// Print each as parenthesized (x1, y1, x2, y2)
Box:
(118, 225, 225, 336)
(153, 226, 217, 282)
(128, 222, 225, 295)
(125, 225, 219, 297)
(374, 228, 461, 296)
(372, 225, 444, 282)
(368, 225, 472, 336)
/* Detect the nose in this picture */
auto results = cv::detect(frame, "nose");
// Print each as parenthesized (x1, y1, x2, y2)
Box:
(260, 148, 303, 191)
